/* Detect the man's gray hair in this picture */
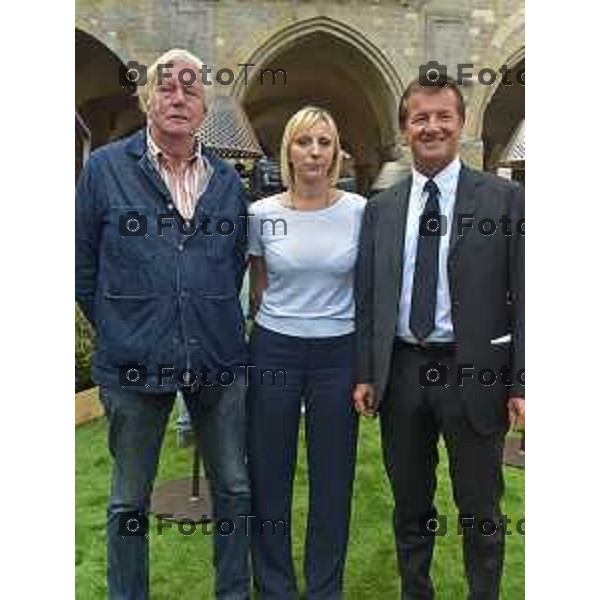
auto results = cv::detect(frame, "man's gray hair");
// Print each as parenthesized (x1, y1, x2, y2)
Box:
(137, 48, 214, 115)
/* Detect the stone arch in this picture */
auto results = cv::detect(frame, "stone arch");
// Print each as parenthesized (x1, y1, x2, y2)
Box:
(75, 19, 133, 71)
(230, 16, 405, 102)
(230, 16, 406, 193)
(479, 52, 524, 171)
(75, 27, 143, 161)
(466, 10, 525, 140)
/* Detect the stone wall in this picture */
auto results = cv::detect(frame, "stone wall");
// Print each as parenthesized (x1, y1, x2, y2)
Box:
(76, 0, 525, 170)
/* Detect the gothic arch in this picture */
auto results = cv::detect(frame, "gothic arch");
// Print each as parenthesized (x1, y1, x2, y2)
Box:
(466, 10, 525, 139)
(230, 16, 406, 191)
(230, 16, 405, 102)
(75, 27, 143, 156)
(75, 20, 132, 69)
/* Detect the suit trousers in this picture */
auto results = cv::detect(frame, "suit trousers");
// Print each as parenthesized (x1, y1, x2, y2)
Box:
(379, 343, 506, 600)
(248, 324, 358, 600)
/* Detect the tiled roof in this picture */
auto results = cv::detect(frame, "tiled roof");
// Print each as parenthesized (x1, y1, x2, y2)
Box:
(198, 95, 264, 159)
(499, 119, 525, 163)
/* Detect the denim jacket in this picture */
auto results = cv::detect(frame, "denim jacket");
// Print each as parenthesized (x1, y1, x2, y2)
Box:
(76, 128, 248, 392)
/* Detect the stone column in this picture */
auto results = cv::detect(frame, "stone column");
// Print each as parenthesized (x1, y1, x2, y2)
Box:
(459, 138, 484, 170)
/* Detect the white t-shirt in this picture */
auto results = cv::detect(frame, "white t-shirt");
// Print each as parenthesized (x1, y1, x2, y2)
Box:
(247, 191, 367, 337)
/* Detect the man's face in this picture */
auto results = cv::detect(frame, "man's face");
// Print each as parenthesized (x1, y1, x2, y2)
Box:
(149, 61, 206, 140)
(401, 88, 463, 175)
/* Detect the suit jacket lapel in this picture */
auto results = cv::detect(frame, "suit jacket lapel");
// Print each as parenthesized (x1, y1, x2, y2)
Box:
(449, 163, 479, 258)
(382, 176, 411, 299)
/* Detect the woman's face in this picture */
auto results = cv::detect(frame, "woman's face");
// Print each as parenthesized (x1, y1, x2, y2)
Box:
(288, 119, 336, 186)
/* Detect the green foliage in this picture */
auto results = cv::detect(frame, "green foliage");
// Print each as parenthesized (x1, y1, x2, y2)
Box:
(76, 304, 95, 392)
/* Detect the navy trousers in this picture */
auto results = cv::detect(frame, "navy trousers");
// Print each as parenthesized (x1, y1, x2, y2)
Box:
(248, 324, 358, 600)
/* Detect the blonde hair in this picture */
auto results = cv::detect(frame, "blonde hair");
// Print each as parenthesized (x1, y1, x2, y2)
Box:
(137, 48, 214, 115)
(280, 106, 342, 189)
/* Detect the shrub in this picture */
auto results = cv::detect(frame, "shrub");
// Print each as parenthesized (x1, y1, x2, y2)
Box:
(75, 304, 95, 392)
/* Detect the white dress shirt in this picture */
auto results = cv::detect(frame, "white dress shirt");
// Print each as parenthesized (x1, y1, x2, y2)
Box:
(396, 156, 461, 342)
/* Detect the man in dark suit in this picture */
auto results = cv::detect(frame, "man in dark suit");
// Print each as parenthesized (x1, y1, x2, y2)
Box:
(353, 77, 524, 599)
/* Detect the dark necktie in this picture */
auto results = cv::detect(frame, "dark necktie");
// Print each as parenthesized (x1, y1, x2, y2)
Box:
(410, 179, 441, 341)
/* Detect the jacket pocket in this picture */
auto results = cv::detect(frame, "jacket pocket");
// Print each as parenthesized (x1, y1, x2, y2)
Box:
(97, 293, 159, 365)
(104, 207, 159, 266)
(188, 293, 247, 365)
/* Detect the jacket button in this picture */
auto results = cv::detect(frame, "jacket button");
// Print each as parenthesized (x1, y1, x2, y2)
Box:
(177, 243, 184, 252)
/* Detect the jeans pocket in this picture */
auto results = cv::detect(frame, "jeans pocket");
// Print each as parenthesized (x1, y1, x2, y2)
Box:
(98, 385, 111, 417)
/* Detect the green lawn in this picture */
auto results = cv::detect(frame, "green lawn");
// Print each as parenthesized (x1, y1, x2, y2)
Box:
(76, 416, 524, 599)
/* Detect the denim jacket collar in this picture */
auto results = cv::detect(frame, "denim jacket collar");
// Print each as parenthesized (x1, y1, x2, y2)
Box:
(124, 128, 234, 216)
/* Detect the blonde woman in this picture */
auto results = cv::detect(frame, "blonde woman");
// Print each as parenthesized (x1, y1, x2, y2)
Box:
(247, 107, 366, 599)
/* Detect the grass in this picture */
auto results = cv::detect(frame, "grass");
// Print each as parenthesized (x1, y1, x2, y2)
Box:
(76, 416, 524, 599)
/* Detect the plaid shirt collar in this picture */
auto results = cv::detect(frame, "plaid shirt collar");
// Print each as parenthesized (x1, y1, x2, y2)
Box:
(146, 127, 202, 164)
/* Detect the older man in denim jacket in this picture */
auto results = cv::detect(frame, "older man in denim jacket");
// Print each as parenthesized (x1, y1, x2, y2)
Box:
(76, 49, 250, 600)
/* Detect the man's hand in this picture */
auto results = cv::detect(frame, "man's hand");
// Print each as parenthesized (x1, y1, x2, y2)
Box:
(353, 383, 376, 417)
(507, 395, 525, 430)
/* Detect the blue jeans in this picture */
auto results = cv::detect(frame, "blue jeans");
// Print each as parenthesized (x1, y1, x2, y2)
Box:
(248, 325, 359, 600)
(99, 378, 251, 600)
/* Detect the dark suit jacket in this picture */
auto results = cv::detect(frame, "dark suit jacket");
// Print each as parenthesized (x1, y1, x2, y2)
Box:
(355, 164, 524, 435)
